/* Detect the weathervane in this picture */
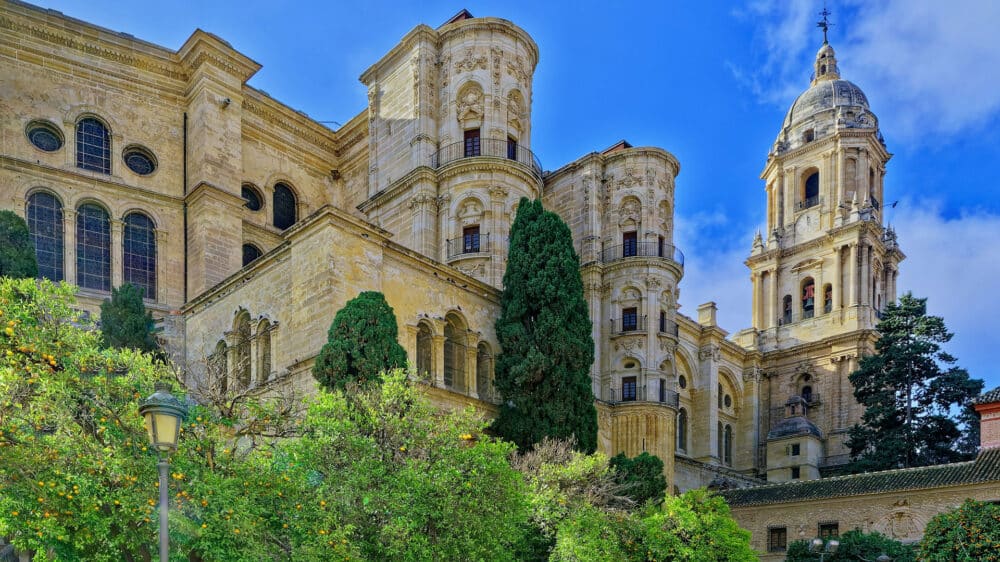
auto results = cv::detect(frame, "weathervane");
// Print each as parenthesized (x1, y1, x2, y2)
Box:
(817, 6, 833, 44)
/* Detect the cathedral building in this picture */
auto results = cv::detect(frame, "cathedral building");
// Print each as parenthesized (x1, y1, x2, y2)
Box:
(1, 2, 903, 492)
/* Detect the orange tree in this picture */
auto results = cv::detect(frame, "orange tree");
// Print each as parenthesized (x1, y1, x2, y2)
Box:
(919, 499, 1000, 562)
(0, 279, 356, 561)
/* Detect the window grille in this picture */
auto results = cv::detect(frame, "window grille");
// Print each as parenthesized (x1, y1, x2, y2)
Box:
(76, 203, 110, 291)
(123, 213, 156, 299)
(76, 118, 110, 173)
(273, 183, 296, 230)
(26, 192, 64, 281)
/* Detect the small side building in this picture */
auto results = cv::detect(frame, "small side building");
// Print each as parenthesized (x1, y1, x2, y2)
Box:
(722, 388, 1000, 560)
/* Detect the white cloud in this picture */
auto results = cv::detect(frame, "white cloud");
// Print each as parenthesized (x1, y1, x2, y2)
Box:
(892, 202, 1000, 386)
(736, 0, 1000, 141)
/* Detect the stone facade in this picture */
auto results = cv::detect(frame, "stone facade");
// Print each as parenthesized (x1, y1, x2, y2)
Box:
(1, 3, 905, 492)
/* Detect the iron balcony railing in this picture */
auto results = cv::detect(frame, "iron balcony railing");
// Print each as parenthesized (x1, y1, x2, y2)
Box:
(870, 196, 880, 210)
(446, 233, 490, 259)
(659, 318, 680, 337)
(601, 241, 685, 267)
(610, 315, 646, 334)
(605, 385, 680, 407)
(798, 195, 820, 210)
(431, 138, 543, 179)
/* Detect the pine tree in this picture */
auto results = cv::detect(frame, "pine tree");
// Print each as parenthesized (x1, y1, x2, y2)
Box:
(846, 293, 983, 472)
(100, 283, 160, 353)
(312, 291, 407, 391)
(0, 210, 38, 279)
(493, 198, 597, 453)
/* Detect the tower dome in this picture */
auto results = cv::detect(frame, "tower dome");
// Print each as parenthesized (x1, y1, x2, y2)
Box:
(773, 42, 878, 154)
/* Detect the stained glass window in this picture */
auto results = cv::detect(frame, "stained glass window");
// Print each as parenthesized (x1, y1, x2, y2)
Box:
(273, 183, 296, 230)
(26, 192, 64, 281)
(123, 213, 156, 299)
(76, 118, 110, 173)
(76, 203, 111, 291)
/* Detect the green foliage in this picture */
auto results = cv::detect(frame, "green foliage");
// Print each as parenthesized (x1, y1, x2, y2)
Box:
(846, 293, 984, 472)
(550, 489, 756, 561)
(0, 278, 353, 561)
(786, 530, 916, 561)
(610, 452, 667, 506)
(312, 291, 407, 391)
(99, 283, 160, 354)
(0, 210, 38, 279)
(494, 198, 597, 453)
(283, 369, 531, 561)
(919, 499, 1000, 561)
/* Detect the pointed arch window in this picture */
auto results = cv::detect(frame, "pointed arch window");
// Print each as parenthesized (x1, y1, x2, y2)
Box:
(677, 408, 688, 452)
(258, 319, 272, 382)
(76, 203, 111, 291)
(273, 183, 296, 231)
(234, 313, 252, 389)
(416, 323, 433, 380)
(26, 192, 64, 281)
(76, 117, 111, 174)
(123, 212, 156, 299)
(476, 343, 493, 399)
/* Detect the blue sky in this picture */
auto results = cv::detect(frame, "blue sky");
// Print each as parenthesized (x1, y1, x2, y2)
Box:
(35, 0, 1000, 391)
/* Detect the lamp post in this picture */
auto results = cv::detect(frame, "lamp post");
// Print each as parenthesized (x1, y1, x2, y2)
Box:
(809, 538, 840, 561)
(139, 382, 187, 562)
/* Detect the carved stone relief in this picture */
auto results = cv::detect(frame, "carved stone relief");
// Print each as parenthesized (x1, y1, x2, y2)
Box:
(454, 48, 487, 73)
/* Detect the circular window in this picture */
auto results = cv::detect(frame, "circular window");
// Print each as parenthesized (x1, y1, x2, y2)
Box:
(242, 184, 263, 211)
(724, 394, 732, 408)
(123, 146, 157, 175)
(26, 121, 63, 152)
(678, 375, 687, 389)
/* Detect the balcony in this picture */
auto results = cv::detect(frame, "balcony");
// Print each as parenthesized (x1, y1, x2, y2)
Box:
(610, 315, 646, 334)
(601, 241, 685, 267)
(658, 317, 680, 337)
(446, 233, 490, 259)
(604, 385, 680, 408)
(431, 138, 543, 180)
(798, 195, 820, 210)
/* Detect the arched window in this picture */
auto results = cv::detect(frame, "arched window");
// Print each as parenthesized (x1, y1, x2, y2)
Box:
(803, 171, 819, 208)
(443, 315, 466, 392)
(26, 192, 64, 281)
(76, 117, 110, 173)
(76, 203, 111, 291)
(123, 212, 156, 299)
(242, 244, 262, 267)
(724, 424, 733, 466)
(802, 278, 815, 319)
(718, 383, 724, 409)
(416, 322, 433, 380)
(677, 408, 688, 452)
(801, 385, 813, 404)
(258, 319, 272, 382)
(717, 421, 723, 461)
(823, 283, 833, 314)
(782, 295, 793, 324)
(209, 340, 228, 393)
(476, 342, 492, 399)
(273, 183, 296, 230)
(234, 313, 251, 389)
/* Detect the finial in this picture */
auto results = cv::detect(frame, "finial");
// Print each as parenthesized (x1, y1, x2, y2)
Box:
(817, 6, 833, 44)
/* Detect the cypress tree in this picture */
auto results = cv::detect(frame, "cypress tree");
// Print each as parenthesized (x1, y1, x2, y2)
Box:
(0, 210, 39, 279)
(313, 291, 407, 391)
(493, 198, 597, 453)
(100, 283, 160, 353)
(846, 293, 983, 472)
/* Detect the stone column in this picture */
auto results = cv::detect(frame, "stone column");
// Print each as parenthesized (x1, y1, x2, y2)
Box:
(751, 272, 760, 329)
(432, 335, 446, 388)
(63, 208, 77, 285)
(111, 218, 123, 288)
(848, 243, 858, 307)
(770, 266, 780, 327)
(833, 246, 843, 312)
(465, 333, 479, 399)
(155, 229, 168, 303)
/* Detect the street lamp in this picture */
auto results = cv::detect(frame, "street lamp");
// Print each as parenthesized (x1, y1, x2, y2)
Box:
(139, 382, 187, 562)
(809, 538, 840, 561)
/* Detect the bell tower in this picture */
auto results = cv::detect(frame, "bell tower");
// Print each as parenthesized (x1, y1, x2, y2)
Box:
(746, 18, 905, 475)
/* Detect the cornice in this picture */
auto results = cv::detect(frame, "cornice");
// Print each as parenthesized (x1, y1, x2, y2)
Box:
(241, 87, 337, 155)
(360, 24, 438, 85)
(184, 181, 244, 207)
(177, 29, 261, 82)
(437, 18, 539, 69)
(600, 256, 683, 280)
(600, 146, 681, 177)
(746, 219, 886, 266)
(435, 157, 542, 188)
(0, 155, 184, 206)
(0, 10, 185, 82)
(182, 241, 291, 316)
(759, 329, 878, 365)
(357, 167, 438, 213)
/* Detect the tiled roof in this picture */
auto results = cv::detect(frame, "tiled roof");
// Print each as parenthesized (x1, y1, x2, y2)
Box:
(974, 386, 1000, 405)
(722, 448, 1000, 507)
